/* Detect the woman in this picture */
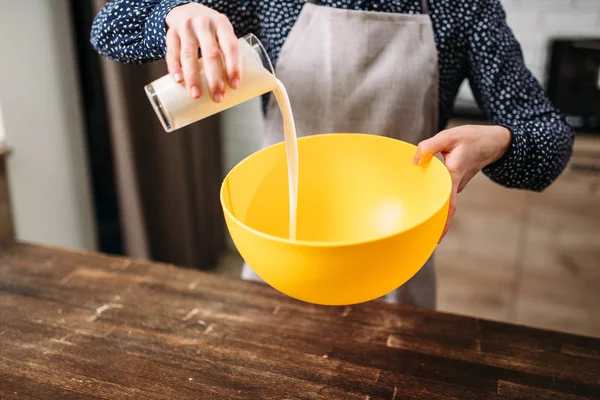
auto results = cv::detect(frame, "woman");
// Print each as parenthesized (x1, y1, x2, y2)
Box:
(90, 0, 574, 309)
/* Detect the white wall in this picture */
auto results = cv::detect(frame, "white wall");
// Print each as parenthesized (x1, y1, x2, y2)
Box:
(457, 0, 600, 109)
(0, 102, 6, 145)
(0, 1, 97, 250)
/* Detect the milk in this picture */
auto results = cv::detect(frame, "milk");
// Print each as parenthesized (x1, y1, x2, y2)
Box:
(145, 34, 299, 240)
(146, 35, 278, 132)
(272, 80, 299, 241)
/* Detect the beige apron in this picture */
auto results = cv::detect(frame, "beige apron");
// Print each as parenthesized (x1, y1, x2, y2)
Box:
(241, 0, 440, 309)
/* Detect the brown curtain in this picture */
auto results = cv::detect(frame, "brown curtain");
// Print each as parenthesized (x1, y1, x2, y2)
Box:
(91, 1, 225, 269)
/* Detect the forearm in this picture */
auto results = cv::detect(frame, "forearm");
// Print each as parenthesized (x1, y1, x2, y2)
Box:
(90, 0, 255, 64)
(483, 113, 574, 192)
(466, 0, 574, 192)
(90, 0, 187, 63)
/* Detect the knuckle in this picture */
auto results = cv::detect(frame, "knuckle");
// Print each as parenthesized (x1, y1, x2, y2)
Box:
(446, 129, 462, 141)
(192, 16, 210, 30)
(181, 46, 198, 59)
(204, 48, 222, 61)
(417, 141, 431, 154)
(215, 13, 230, 25)
(180, 17, 194, 27)
(221, 38, 239, 54)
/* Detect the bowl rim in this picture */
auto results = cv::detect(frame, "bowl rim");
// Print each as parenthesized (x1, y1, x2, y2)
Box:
(220, 133, 452, 248)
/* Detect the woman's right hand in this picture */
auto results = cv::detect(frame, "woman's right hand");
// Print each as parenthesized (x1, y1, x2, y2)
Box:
(165, 3, 241, 102)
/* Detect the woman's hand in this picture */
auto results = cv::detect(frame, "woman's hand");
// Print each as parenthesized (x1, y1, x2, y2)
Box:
(413, 125, 512, 243)
(165, 3, 241, 101)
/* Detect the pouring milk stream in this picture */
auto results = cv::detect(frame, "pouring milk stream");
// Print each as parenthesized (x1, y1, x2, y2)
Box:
(145, 34, 299, 240)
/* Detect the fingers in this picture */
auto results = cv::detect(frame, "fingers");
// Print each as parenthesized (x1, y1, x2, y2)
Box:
(438, 173, 461, 244)
(166, 28, 183, 83)
(214, 14, 242, 89)
(413, 132, 457, 242)
(164, 4, 240, 101)
(179, 19, 202, 98)
(413, 129, 457, 165)
(193, 17, 225, 102)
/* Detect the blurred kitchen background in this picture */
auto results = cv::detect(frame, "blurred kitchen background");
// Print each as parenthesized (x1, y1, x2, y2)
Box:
(0, 1, 598, 337)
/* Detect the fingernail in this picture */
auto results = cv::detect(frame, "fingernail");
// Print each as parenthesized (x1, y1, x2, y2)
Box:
(213, 92, 223, 103)
(173, 72, 182, 82)
(231, 78, 240, 89)
(413, 154, 420, 165)
(191, 86, 200, 98)
(417, 153, 432, 165)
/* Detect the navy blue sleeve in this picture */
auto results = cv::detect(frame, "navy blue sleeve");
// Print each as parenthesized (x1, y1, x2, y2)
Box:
(90, 0, 257, 65)
(465, 0, 575, 192)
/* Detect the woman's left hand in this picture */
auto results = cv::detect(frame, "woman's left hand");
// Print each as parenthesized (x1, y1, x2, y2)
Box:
(413, 125, 512, 243)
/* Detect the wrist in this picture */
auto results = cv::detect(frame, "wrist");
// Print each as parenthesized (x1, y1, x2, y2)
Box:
(488, 125, 512, 164)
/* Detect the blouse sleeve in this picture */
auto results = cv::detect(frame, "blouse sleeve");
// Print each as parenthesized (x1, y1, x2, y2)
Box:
(90, 0, 258, 65)
(465, 0, 575, 191)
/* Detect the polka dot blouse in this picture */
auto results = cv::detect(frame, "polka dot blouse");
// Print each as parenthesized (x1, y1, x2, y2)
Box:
(90, 0, 575, 192)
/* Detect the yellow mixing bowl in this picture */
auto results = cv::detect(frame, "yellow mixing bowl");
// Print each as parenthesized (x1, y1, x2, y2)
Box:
(221, 133, 451, 306)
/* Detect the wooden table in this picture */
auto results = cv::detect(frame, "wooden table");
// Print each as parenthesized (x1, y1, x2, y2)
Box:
(1, 243, 599, 399)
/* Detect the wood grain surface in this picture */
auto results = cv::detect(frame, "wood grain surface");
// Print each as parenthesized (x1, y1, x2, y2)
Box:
(0, 242, 599, 399)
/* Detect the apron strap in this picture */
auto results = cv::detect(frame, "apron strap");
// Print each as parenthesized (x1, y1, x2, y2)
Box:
(307, 1, 429, 14)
